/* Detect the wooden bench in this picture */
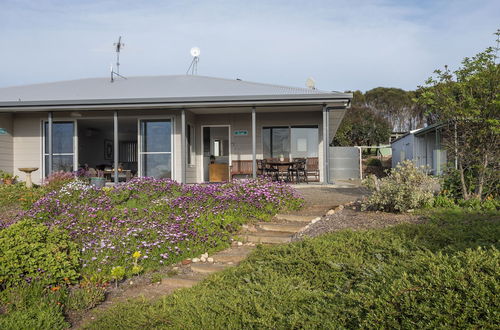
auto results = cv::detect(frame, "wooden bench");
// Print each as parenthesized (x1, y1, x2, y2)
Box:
(230, 160, 253, 178)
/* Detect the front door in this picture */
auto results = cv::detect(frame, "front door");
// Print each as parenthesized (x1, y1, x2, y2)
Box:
(138, 119, 172, 179)
(202, 126, 230, 182)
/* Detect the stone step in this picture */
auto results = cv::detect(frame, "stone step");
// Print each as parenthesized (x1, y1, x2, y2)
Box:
(190, 263, 231, 274)
(213, 246, 255, 264)
(160, 277, 201, 289)
(242, 231, 293, 244)
(274, 214, 319, 223)
(257, 222, 305, 233)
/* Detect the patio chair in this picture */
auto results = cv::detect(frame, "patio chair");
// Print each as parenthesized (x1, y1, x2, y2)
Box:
(306, 157, 320, 182)
(288, 158, 308, 183)
(263, 158, 279, 180)
(256, 159, 265, 175)
(273, 158, 290, 181)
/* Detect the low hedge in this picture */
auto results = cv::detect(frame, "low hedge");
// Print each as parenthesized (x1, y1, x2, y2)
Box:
(0, 219, 80, 289)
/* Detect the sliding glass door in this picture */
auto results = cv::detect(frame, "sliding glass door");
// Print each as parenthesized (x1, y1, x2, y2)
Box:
(43, 121, 76, 177)
(263, 127, 290, 159)
(263, 126, 318, 159)
(139, 119, 172, 179)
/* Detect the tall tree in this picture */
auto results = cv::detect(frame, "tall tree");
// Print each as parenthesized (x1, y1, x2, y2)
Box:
(334, 91, 391, 146)
(365, 87, 426, 132)
(417, 30, 500, 200)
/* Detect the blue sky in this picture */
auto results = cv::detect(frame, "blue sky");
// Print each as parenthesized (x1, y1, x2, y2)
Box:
(0, 0, 498, 91)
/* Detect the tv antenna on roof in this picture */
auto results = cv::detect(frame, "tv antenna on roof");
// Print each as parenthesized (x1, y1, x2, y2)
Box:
(114, 36, 124, 74)
(110, 36, 127, 82)
(186, 47, 200, 75)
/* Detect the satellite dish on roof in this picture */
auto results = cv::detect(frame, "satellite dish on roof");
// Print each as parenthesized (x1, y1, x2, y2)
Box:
(187, 47, 201, 75)
(306, 77, 316, 90)
(190, 47, 201, 57)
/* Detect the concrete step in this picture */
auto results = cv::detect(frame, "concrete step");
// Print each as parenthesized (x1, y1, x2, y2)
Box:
(190, 263, 231, 274)
(274, 214, 319, 223)
(242, 231, 293, 244)
(160, 277, 201, 289)
(213, 246, 255, 264)
(257, 222, 305, 233)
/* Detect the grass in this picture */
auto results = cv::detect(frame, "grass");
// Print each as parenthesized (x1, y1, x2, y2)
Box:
(84, 209, 500, 329)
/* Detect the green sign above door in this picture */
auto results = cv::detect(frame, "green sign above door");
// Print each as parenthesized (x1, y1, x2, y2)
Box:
(233, 130, 248, 136)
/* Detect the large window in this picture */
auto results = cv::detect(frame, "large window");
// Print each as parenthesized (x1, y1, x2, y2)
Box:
(263, 126, 318, 159)
(44, 121, 75, 177)
(139, 119, 172, 179)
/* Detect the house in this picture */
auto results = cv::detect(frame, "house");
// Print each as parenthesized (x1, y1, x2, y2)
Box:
(0, 75, 352, 184)
(391, 123, 448, 175)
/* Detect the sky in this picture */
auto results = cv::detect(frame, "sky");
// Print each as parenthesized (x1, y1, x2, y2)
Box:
(0, 0, 498, 92)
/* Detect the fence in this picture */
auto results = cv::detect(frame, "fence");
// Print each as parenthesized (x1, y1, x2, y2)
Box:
(329, 147, 361, 180)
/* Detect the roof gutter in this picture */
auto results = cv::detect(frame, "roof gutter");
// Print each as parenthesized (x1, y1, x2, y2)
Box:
(0, 96, 352, 113)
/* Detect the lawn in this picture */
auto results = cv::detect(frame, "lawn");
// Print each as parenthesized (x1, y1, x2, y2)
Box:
(0, 177, 303, 328)
(84, 208, 499, 329)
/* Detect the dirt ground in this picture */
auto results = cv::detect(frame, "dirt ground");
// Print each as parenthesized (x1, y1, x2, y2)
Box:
(293, 205, 425, 241)
(290, 185, 424, 239)
(290, 185, 369, 216)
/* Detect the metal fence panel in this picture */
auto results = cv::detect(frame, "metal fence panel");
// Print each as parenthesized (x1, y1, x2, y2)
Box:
(329, 147, 360, 180)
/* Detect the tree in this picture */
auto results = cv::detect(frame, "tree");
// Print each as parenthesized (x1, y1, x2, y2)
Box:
(333, 91, 392, 147)
(365, 87, 427, 132)
(417, 30, 500, 200)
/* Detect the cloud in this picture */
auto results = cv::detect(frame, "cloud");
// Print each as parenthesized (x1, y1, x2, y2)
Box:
(0, 0, 498, 91)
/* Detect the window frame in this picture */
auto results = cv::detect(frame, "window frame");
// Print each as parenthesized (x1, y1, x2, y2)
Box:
(262, 125, 318, 159)
(42, 120, 77, 178)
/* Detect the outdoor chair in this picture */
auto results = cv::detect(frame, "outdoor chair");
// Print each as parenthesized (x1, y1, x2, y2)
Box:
(306, 157, 320, 182)
(262, 159, 279, 180)
(256, 159, 265, 175)
(288, 158, 308, 183)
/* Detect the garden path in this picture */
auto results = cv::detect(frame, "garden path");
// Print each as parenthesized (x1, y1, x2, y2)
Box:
(74, 187, 366, 329)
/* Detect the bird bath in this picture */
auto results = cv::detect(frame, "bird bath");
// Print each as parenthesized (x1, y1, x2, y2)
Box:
(18, 167, 39, 188)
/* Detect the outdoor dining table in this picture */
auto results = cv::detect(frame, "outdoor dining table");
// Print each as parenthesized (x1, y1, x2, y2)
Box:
(265, 160, 299, 182)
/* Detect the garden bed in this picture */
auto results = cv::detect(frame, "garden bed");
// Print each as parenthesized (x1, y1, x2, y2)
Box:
(0, 177, 303, 328)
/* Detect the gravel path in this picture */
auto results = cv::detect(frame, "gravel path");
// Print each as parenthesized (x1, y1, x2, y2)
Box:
(293, 203, 425, 240)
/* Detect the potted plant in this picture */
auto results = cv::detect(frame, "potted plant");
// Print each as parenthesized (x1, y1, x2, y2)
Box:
(90, 170, 106, 189)
(2, 172, 17, 185)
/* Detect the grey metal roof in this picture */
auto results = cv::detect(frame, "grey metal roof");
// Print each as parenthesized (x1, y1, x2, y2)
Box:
(0, 75, 351, 110)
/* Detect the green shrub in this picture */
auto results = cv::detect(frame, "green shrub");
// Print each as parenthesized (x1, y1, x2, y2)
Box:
(363, 160, 440, 212)
(458, 197, 500, 212)
(66, 285, 106, 311)
(442, 166, 499, 200)
(433, 195, 458, 208)
(0, 219, 80, 289)
(366, 158, 382, 167)
(0, 281, 69, 330)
